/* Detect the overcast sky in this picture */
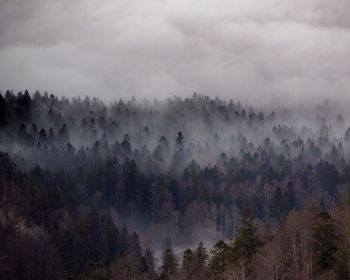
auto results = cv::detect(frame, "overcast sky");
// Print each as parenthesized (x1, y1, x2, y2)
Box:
(0, 0, 350, 104)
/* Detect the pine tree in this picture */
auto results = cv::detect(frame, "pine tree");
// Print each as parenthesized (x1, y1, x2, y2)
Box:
(39, 128, 47, 143)
(269, 186, 284, 220)
(233, 208, 262, 262)
(311, 211, 338, 274)
(194, 241, 208, 269)
(284, 181, 296, 215)
(144, 248, 157, 280)
(0, 93, 7, 126)
(98, 213, 117, 265)
(118, 225, 128, 258)
(127, 232, 143, 273)
(160, 248, 178, 280)
(176, 131, 184, 149)
(58, 123, 69, 143)
(208, 240, 231, 275)
(182, 248, 195, 277)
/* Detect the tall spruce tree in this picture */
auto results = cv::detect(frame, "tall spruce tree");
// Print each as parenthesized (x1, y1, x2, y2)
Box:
(208, 240, 231, 275)
(311, 211, 338, 274)
(144, 248, 157, 280)
(160, 248, 178, 280)
(284, 181, 297, 214)
(182, 248, 195, 277)
(194, 241, 208, 270)
(269, 186, 284, 221)
(233, 208, 262, 262)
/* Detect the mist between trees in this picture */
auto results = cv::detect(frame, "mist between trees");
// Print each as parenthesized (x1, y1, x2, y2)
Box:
(0, 90, 350, 279)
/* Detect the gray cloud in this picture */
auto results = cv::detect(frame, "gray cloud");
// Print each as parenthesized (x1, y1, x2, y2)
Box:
(0, 0, 350, 104)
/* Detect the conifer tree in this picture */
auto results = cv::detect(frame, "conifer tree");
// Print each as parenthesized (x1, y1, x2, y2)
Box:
(182, 248, 195, 277)
(284, 181, 296, 214)
(269, 186, 284, 220)
(194, 241, 208, 270)
(311, 211, 338, 275)
(144, 248, 157, 280)
(208, 240, 231, 275)
(233, 208, 262, 262)
(0, 93, 6, 126)
(160, 248, 178, 280)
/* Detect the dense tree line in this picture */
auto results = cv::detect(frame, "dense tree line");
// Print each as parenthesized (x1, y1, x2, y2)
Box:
(0, 90, 349, 279)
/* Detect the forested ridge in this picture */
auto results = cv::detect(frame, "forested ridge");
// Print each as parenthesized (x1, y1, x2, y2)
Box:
(0, 90, 350, 279)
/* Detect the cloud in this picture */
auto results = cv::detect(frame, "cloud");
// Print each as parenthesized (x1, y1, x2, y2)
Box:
(0, 0, 350, 105)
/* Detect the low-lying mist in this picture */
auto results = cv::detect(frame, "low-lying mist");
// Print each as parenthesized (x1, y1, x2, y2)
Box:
(1, 90, 350, 250)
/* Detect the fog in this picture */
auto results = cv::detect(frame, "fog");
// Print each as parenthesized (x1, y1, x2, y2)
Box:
(2, 90, 350, 257)
(1, 0, 350, 104)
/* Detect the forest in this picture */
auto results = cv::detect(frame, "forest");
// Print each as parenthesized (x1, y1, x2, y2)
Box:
(0, 90, 350, 279)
